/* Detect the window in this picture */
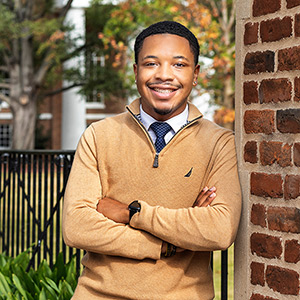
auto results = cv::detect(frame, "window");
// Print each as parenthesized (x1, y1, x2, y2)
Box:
(0, 124, 12, 148)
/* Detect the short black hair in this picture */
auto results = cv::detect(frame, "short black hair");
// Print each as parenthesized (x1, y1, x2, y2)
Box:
(134, 21, 199, 65)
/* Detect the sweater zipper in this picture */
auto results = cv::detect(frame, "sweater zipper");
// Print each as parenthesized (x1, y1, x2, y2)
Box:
(127, 107, 202, 168)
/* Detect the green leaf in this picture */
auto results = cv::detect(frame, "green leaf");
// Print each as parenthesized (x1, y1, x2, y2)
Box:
(52, 252, 65, 282)
(12, 274, 28, 300)
(65, 255, 77, 288)
(38, 287, 47, 300)
(0, 253, 7, 268)
(0, 272, 11, 296)
(12, 251, 30, 272)
(45, 277, 60, 294)
(40, 279, 57, 300)
(12, 264, 40, 296)
(37, 260, 52, 283)
(58, 280, 74, 300)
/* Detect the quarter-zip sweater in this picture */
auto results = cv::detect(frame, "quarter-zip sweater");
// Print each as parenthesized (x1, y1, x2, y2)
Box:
(63, 99, 242, 300)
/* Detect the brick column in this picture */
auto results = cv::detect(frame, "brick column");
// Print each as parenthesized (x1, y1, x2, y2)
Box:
(235, 0, 300, 299)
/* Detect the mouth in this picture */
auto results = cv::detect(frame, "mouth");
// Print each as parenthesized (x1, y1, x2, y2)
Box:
(151, 88, 176, 94)
(147, 83, 180, 98)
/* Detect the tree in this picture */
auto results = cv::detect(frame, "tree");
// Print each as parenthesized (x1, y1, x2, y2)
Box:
(0, 0, 76, 149)
(184, 0, 236, 128)
(97, 0, 236, 128)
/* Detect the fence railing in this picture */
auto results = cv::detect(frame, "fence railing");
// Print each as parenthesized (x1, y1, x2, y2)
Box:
(0, 150, 229, 299)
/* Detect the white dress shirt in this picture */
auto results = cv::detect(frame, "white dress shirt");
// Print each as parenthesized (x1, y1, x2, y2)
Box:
(139, 104, 189, 144)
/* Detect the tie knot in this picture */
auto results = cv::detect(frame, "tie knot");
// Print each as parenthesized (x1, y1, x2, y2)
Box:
(150, 122, 172, 138)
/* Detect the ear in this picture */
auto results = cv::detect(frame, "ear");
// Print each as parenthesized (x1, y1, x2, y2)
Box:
(133, 64, 138, 80)
(193, 64, 200, 84)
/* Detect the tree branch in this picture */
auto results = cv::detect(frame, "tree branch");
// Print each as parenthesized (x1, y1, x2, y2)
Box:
(34, 0, 75, 87)
(228, 0, 236, 30)
(60, 42, 88, 64)
(59, 0, 74, 19)
(0, 92, 11, 105)
(43, 82, 83, 97)
(0, 66, 9, 73)
(0, 83, 10, 89)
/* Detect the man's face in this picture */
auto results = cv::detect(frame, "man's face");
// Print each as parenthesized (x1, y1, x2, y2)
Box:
(134, 34, 199, 121)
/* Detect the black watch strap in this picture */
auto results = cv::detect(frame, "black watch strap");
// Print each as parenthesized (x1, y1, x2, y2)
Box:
(128, 200, 141, 221)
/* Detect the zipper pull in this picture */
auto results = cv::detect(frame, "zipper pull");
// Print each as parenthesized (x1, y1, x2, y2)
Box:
(153, 153, 159, 168)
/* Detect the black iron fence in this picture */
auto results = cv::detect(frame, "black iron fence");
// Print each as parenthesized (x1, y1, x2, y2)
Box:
(0, 150, 230, 299)
(0, 150, 83, 271)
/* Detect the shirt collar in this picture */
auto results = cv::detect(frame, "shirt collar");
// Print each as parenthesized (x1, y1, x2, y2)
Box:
(139, 104, 189, 133)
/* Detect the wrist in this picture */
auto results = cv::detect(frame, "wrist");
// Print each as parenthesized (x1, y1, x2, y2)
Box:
(161, 242, 177, 257)
(128, 200, 141, 223)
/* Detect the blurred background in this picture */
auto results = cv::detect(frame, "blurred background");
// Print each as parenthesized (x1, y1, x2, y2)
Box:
(0, 0, 235, 150)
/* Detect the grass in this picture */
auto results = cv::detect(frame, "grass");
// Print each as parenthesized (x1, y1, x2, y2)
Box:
(213, 245, 234, 300)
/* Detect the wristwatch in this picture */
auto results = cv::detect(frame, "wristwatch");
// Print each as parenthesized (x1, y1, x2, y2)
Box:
(128, 200, 141, 221)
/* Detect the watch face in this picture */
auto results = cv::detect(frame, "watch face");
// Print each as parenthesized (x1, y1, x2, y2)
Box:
(130, 201, 141, 210)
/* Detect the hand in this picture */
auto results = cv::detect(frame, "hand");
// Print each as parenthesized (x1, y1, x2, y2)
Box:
(193, 186, 216, 207)
(161, 188, 216, 256)
(96, 197, 129, 224)
(161, 241, 185, 255)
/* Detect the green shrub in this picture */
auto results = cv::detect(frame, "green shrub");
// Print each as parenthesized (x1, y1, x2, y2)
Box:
(0, 250, 78, 299)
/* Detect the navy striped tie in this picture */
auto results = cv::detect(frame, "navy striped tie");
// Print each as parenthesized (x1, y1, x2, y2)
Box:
(150, 122, 172, 153)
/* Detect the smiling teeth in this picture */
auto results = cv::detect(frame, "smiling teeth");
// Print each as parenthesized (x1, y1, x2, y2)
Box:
(154, 88, 174, 93)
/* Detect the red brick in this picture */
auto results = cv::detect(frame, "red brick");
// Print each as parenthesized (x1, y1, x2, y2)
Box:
(296, 14, 300, 37)
(284, 174, 300, 199)
(250, 294, 278, 300)
(286, 0, 300, 8)
(251, 172, 283, 198)
(280, 144, 293, 167)
(251, 294, 264, 300)
(259, 141, 291, 167)
(278, 46, 300, 71)
(277, 109, 300, 133)
(244, 51, 275, 75)
(259, 79, 291, 103)
(244, 81, 258, 105)
(265, 296, 278, 300)
(285, 239, 300, 263)
(244, 22, 259, 45)
(294, 143, 300, 166)
(260, 17, 292, 43)
(295, 77, 300, 102)
(251, 262, 265, 286)
(251, 233, 282, 259)
(251, 203, 266, 227)
(253, 0, 281, 16)
(268, 206, 300, 233)
(244, 141, 258, 163)
(266, 265, 299, 295)
(244, 110, 275, 134)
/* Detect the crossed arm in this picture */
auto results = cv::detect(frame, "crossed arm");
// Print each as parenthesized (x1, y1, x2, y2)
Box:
(63, 125, 241, 260)
(96, 186, 216, 224)
(96, 186, 216, 255)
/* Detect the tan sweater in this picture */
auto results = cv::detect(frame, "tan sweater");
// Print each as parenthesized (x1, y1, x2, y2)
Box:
(63, 99, 241, 300)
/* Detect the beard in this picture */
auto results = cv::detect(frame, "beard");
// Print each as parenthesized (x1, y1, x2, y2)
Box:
(153, 107, 173, 116)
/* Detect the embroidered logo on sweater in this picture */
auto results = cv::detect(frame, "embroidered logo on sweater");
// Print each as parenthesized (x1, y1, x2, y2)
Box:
(184, 167, 193, 177)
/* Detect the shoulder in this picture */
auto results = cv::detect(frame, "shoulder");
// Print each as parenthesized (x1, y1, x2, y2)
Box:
(197, 118, 234, 139)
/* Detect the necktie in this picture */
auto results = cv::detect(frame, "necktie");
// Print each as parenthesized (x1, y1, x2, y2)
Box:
(150, 122, 172, 153)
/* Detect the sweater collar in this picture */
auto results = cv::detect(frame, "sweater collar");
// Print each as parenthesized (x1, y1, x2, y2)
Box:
(126, 98, 203, 123)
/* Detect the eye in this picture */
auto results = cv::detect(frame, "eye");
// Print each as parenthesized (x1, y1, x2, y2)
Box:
(145, 62, 157, 67)
(174, 62, 185, 68)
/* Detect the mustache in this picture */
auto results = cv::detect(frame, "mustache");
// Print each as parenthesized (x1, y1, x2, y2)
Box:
(147, 82, 182, 89)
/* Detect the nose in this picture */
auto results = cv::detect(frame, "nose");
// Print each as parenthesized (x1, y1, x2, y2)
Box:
(155, 63, 174, 82)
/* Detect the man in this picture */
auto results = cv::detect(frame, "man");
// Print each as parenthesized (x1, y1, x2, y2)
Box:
(63, 21, 241, 299)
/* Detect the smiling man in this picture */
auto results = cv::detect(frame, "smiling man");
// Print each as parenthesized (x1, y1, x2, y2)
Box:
(63, 21, 241, 300)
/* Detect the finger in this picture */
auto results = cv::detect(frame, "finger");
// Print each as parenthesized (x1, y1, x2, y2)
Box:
(194, 186, 216, 207)
(197, 186, 208, 199)
(201, 192, 216, 207)
(193, 186, 208, 206)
